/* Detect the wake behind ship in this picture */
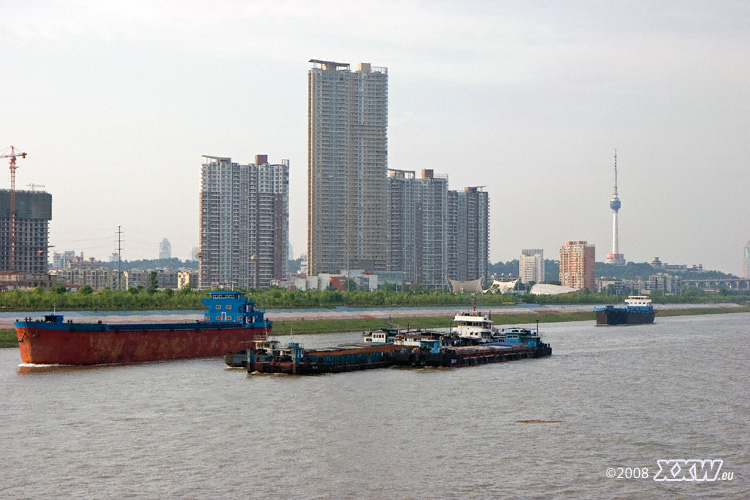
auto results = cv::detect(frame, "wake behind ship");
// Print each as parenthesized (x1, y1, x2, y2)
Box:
(15, 291, 271, 365)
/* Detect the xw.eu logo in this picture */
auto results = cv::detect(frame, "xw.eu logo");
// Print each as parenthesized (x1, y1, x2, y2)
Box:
(653, 459, 727, 481)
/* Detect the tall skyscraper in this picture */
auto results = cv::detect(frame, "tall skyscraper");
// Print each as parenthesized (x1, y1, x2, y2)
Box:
(744, 241, 750, 278)
(606, 151, 626, 265)
(519, 249, 545, 284)
(200, 155, 289, 289)
(388, 169, 449, 287)
(307, 59, 388, 275)
(448, 186, 490, 284)
(159, 238, 171, 260)
(559, 240, 596, 290)
(0, 189, 51, 272)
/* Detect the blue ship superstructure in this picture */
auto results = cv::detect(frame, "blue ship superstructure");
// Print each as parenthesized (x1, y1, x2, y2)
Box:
(202, 291, 270, 328)
(490, 326, 545, 348)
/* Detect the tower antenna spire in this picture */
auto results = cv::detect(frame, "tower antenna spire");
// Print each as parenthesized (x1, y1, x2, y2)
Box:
(613, 149, 618, 196)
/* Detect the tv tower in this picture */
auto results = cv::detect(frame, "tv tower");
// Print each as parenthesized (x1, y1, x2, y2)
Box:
(606, 150, 626, 265)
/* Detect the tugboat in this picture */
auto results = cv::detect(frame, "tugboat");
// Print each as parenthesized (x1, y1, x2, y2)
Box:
(594, 295, 657, 326)
(452, 298, 495, 343)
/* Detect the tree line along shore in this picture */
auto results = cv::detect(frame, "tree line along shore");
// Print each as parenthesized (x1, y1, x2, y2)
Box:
(1, 286, 748, 311)
(2, 304, 748, 349)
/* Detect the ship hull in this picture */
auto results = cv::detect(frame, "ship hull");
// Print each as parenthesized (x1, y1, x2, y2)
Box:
(595, 308, 656, 326)
(16, 322, 269, 365)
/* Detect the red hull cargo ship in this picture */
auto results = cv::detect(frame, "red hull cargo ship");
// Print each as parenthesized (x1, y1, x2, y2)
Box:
(15, 291, 271, 365)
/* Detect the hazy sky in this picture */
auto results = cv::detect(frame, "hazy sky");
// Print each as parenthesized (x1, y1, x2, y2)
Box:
(3, 1, 749, 275)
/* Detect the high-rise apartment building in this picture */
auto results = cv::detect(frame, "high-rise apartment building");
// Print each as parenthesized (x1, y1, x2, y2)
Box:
(307, 59, 388, 275)
(52, 250, 76, 269)
(448, 186, 489, 284)
(159, 238, 171, 260)
(388, 169, 449, 287)
(0, 189, 51, 273)
(519, 249, 545, 284)
(200, 155, 289, 289)
(559, 240, 596, 290)
(744, 241, 750, 278)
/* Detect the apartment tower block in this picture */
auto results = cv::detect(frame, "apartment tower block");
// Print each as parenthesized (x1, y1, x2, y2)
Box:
(519, 249, 545, 284)
(200, 155, 289, 289)
(388, 169, 449, 287)
(307, 59, 388, 275)
(448, 186, 490, 284)
(559, 240, 596, 290)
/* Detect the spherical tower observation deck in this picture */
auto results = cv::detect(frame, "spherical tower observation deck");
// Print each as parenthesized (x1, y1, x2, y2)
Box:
(606, 151, 626, 265)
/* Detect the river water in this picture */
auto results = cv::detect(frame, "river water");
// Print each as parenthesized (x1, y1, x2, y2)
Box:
(1, 313, 747, 499)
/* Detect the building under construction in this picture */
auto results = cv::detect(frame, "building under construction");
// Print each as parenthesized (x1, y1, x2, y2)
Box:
(0, 189, 52, 273)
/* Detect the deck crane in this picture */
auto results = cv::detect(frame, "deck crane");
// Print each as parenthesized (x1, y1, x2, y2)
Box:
(0, 146, 27, 271)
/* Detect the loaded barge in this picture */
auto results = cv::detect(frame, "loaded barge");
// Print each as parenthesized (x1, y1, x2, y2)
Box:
(16, 291, 271, 365)
(594, 296, 657, 326)
(226, 340, 405, 374)
(225, 323, 551, 375)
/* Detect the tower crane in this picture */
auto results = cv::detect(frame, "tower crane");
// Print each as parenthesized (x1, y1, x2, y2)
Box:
(0, 146, 27, 271)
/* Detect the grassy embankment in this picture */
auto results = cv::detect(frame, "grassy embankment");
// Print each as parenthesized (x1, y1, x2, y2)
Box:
(269, 306, 750, 335)
(2, 305, 748, 348)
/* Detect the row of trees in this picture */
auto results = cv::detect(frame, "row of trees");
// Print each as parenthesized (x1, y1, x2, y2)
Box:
(0, 287, 520, 311)
(0, 284, 746, 312)
(489, 259, 738, 283)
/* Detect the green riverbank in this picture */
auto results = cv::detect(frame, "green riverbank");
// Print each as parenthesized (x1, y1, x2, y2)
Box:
(3, 305, 748, 348)
(270, 306, 750, 335)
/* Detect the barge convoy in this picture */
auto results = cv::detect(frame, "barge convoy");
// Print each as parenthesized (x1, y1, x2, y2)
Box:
(594, 295, 657, 326)
(225, 308, 551, 374)
(15, 291, 271, 365)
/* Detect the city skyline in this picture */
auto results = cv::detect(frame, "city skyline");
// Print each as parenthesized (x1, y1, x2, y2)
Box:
(3, 2, 749, 275)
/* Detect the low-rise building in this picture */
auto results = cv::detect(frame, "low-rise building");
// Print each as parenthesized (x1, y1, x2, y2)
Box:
(124, 269, 179, 290)
(649, 273, 682, 294)
(54, 268, 119, 290)
(178, 270, 199, 290)
(0, 271, 56, 290)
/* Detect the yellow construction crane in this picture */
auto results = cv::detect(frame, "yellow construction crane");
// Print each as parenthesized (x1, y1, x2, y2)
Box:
(0, 146, 27, 271)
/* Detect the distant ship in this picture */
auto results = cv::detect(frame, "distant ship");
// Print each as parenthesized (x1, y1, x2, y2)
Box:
(15, 291, 271, 365)
(594, 296, 657, 326)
